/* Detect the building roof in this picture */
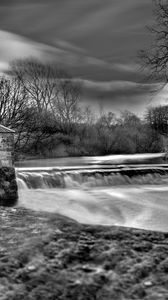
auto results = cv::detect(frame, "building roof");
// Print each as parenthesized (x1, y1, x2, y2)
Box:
(0, 125, 15, 133)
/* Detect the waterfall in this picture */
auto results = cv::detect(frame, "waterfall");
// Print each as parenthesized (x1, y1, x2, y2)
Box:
(15, 161, 168, 232)
(16, 165, 168, 189)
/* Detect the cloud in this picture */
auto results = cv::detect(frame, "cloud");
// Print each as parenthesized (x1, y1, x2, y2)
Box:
(75, 78, 160, 95)
(0, 61, 9, 75)
(0, 29, 141, 81)
(0, 0, 153, 82)
(0, 30, 44, 66)
(148, 83, 168, 107)
(74, 78, 163, 115)
(54, 39, 85, 54)
(111, 63, 141, 73)
(0, 0, 163, 117)
(63, 0, 149, 38)
(0, 27, 164, 116)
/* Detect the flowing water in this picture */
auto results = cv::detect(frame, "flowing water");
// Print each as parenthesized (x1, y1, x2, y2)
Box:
(16, 153, 168, 232)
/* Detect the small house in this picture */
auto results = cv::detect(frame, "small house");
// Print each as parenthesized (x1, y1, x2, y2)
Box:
(0, 125, 15, 166)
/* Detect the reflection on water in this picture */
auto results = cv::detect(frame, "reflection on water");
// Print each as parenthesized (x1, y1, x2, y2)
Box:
(16, 153, 168, 232)
(15, 152, 166, 167)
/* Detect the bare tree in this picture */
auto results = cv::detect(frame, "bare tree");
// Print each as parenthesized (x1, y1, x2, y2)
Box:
(52, 78, 82, 133)
(0, 77, 28, 126)
(0, 61, 61, 154)
(0, 76, 35, 152)
(10, 59, 61, 113)
(10, 59, 82, 134)
(0, 58, 84, 157)
(119, 110, 141, 127)
(98, 111, 117, 129)
(140, 0, 168, 81)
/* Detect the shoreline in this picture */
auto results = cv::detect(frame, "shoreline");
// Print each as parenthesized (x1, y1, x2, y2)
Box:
(1, 206, 168, 299)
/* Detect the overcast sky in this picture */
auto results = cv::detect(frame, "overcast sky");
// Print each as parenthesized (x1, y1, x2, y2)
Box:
(0, 0, 166, 115)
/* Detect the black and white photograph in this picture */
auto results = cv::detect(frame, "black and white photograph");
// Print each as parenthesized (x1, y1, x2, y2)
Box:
(0, 0, 168, 299)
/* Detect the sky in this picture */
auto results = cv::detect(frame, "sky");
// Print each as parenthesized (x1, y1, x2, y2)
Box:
(0, 0, 167, 115)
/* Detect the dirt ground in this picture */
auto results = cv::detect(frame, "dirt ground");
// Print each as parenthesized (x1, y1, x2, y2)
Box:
(0, 206, 168, 300)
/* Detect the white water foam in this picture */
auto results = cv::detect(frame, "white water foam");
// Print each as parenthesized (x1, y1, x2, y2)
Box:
(17, 184, 168, 232)
(16, 155, 168, 232)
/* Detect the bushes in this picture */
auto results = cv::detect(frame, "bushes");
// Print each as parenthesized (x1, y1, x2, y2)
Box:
(20, 111, 164, 158)
(112, 128, 137, 154)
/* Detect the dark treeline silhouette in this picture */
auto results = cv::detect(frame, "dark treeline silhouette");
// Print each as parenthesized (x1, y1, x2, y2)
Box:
(0, 58, 166, 159)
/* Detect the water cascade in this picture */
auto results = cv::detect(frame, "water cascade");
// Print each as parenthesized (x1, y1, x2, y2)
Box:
(16, 154, 168, 232)
(17, 165, 168, 189)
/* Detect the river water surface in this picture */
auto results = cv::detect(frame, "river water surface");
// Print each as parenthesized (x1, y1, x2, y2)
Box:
(16, 153, 168, 232)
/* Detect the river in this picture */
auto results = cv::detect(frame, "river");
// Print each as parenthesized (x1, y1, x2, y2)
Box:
(15, 153, 168, 232)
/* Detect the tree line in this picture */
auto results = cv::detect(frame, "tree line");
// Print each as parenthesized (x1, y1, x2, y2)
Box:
(0, 58, 167, 159)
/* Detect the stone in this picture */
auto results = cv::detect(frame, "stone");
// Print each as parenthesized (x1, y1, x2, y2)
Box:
(27, 265, 37, 272)
(144, 281, 153, 287)
(0, 167, 18, 206)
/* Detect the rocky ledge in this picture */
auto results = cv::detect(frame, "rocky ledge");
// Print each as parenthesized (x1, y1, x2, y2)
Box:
(0, 207, 168, 300)
(0, 167, 18, 206)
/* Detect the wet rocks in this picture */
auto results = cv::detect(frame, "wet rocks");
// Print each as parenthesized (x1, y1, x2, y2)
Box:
(0, 207, 168, 299)
(0, 167, 18, 206)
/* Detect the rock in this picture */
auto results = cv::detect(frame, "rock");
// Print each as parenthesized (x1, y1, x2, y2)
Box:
(144, 280, 153, 287)
(0, 167, 18, 206)
(27, 265, 36, 272)
(1, 208, 168, 299)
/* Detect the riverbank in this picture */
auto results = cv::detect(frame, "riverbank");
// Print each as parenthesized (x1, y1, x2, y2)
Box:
(0, 206, 168, 299)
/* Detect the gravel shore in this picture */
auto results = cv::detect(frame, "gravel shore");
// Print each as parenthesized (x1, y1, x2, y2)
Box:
(0, 206, 168, 300)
